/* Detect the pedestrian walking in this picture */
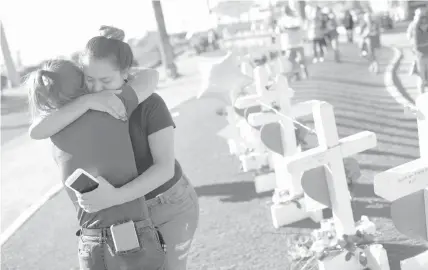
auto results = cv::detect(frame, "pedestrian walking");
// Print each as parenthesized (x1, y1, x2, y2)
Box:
(307, 6, 326, 63)
(343, 10, 355, 43)
(412, 8, 428, 94)
(323, 7, 341, 62)
(276, 5, 308, 79)
(360, 12, 381, 73)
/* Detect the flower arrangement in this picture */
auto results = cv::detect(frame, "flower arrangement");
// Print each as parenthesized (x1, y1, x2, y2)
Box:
(272, 188, 304, 209)
(287, 216, 377, 270)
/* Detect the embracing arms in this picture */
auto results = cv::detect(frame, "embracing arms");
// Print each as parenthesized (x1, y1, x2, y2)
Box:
(116, 126, 175, 204)
(115, 94, 176, 203)
(76, 94, 176, 212)
(29, 69, 159, 140)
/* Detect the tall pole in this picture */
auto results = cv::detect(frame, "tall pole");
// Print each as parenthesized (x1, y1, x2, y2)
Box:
(151, 0, 178, 79)
(206, 0, 211, 14)
(1, 21, 20, 88)
(297, 0, 306, 20)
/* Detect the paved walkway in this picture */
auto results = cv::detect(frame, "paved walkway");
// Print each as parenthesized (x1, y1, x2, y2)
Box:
(2, 36, 427, 270)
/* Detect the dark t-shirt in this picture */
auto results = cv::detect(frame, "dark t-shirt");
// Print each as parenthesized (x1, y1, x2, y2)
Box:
(51, 85, 148, 229)
(128, 93, 183, 198)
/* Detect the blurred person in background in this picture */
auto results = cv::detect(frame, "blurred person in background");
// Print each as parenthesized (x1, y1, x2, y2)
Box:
(323, 7, 340, 62)
(360, 12, 381, 73)
(306, 6, 326, 63)
(407, 8, 422, 76)
(276, 4, 308, 79)
(411, 7, 428, 94)
(343, 9, 355, 43)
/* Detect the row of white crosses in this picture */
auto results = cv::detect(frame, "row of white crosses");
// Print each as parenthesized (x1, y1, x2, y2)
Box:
(220, 55, 291, 172)
(235, 69, 326, 228)
(232, 56, 298, 173)
(374, 93, 428, 270)
(199, 48, 333, 230)
(197, 48, 391, 269)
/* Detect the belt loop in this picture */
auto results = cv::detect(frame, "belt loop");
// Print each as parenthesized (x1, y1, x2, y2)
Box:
(101, 228, 107, 240)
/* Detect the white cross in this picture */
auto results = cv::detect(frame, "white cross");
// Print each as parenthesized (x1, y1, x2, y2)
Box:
(244, 76, 324, 216)
(258, 75, 301, 194)
(374, 94, 428, 270)
(234, 66, 277, 109)
(374, 94, 428, 202)
(285, 101, 377, 236)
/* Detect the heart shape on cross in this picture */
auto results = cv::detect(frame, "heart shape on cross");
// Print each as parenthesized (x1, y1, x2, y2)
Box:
(301, 158, 361, 208)
(260, 122, 285, 156)
(301, 166, 332, 208)
(391, 189, 428, 242)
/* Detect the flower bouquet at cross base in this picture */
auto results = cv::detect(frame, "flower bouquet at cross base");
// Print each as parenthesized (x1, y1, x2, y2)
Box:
(286, 216, 377, 270)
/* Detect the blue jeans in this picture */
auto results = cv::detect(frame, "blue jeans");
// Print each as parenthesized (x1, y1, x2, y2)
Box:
(77, 175, 199, 270)
(77, 222, 166, 270)
(146, 174, 200, 270)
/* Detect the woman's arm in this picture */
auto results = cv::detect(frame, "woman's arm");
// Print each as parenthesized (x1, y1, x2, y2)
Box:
(116, 126, 176, 204)
(114, 94, 176, 204)
(29, 90, 126, 140)
(129, 68, 159, 103)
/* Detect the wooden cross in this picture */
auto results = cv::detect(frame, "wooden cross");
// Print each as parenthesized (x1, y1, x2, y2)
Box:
(374, 94, 428, 270)
(242, 76, 326, 225)
(257, 75, 301, 195)
(374, 94, 428, 202)
(234, 65, 277, 110)
(285, 101, 377, 236)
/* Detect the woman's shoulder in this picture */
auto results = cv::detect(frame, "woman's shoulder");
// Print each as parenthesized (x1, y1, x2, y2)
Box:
(140, 93, 165, 107)
(136, 93, 169, 115)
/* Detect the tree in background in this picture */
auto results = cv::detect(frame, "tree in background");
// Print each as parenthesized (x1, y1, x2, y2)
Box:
(152, 0, 179, 79)
(1, 21, 20, 88)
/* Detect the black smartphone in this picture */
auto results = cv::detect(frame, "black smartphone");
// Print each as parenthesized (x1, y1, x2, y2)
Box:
(65, 169, 99, 194)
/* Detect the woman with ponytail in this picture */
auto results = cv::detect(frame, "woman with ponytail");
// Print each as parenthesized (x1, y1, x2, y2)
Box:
(28, 26, 199, 270)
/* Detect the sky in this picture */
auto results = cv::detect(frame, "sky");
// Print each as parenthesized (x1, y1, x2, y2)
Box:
(1, 0, 216, 67)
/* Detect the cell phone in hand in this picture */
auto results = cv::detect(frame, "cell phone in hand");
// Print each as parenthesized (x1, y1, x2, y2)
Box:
(65, 169, 99, 194)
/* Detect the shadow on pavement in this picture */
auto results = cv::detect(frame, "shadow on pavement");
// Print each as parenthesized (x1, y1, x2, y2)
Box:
(195, 181, 271, 203)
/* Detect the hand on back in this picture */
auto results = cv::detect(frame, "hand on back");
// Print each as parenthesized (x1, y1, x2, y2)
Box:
(85, 90, 128, 121)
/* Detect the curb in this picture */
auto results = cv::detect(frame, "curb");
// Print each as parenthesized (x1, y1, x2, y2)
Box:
(0, 183, 63, 246)
(383, 46, 415, 108)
